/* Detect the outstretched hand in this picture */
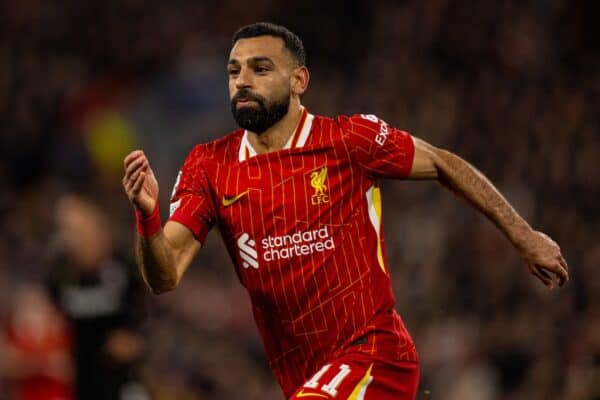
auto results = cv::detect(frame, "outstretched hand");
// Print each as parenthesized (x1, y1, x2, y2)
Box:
(123, 150, 159, 216)
(519, 230, 569, 289)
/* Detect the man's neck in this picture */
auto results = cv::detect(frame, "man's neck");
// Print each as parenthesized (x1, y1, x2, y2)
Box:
(247, 100, 303, 154)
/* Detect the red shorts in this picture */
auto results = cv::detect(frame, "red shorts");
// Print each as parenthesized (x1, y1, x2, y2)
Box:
(289, 352, 419, 400)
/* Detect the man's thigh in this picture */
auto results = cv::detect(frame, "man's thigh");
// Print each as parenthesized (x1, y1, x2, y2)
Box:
(289, 353, 419, 400)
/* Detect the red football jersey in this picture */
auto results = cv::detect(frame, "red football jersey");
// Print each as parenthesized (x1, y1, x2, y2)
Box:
(169, 108, 418, 397)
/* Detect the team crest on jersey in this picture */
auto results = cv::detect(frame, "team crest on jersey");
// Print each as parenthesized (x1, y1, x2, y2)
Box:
(310, 167, 329, 205)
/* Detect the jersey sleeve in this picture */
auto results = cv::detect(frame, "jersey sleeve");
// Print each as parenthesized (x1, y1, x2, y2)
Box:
(338, 114, 415, 179)
(167, 145, 217, 243)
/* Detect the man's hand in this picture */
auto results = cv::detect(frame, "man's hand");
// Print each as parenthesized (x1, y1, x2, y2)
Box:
(519, 230, 569, 289)
(123, 151, 199, 294)
(123, 150, 159, 216)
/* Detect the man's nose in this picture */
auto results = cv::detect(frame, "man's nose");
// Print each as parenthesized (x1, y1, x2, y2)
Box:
(235, 67, 253, 89)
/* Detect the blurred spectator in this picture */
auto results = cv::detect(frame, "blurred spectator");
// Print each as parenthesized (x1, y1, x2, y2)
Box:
(0, 284, 74, 400)
(47, 194, 149, 400)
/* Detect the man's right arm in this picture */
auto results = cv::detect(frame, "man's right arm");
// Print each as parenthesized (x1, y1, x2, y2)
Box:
(123, 150, 201, 294)
(136, 221, 200, 294)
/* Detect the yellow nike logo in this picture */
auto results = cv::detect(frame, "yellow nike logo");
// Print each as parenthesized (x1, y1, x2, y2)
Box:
(222, 191, 248, 207)
(296, 389, 329, 398)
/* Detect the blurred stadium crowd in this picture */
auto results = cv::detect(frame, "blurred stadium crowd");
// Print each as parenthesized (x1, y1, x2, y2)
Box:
(0, 0, 598, 399)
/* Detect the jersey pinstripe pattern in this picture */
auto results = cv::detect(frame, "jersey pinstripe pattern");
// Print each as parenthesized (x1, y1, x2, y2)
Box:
(169, 109, 418, 397)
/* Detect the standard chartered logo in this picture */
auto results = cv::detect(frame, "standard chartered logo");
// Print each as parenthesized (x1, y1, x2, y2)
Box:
(262, 227, 335, 262)
(238, 227, 335, 269)
(237, 233, 258, 269)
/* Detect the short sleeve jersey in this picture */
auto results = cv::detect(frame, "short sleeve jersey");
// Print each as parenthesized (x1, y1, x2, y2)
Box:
(169, 109, 418, 397)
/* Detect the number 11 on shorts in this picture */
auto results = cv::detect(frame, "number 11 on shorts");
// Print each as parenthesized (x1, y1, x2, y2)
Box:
(304, 364, 352, 397)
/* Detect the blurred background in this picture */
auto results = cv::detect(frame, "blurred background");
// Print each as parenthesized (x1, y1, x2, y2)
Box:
(0, 0, 598, 399)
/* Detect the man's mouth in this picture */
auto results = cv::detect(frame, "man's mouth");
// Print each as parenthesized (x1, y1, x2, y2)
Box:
(235, 98, 259, 107)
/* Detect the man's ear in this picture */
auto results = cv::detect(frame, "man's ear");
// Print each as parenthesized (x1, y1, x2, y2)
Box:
(290, 66, 309, 96)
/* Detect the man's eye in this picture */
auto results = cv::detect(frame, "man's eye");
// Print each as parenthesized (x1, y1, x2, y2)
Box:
(228, 69, 239, 76)
(256, 67, 269, 73)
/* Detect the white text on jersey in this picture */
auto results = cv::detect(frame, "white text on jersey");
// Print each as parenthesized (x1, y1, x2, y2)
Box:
(261, 227, 335, 262)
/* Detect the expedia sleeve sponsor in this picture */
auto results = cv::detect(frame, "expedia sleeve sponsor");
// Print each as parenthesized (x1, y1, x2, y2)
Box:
(338, 114, 415, 179)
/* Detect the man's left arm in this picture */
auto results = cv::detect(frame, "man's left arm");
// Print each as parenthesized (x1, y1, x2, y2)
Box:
(409, 136, 569, 288)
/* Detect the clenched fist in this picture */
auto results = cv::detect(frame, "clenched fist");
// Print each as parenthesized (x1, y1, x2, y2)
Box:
(123, 150, 159, 216)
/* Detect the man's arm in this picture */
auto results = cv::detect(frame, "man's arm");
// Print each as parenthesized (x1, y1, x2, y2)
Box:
(409, 137, 569, 288)
(135, 222, 200, 294)
(123, 150, 200, 294)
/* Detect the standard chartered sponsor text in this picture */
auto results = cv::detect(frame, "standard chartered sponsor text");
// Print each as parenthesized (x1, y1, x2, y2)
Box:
(262, 226, 335, 261)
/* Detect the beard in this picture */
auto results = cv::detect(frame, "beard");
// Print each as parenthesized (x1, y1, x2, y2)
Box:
(231, 89, 290, 134)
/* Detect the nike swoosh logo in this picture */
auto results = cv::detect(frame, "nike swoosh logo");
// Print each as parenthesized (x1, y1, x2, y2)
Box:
(222, 191, 248, 207)
(296, 389, 329, 398)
